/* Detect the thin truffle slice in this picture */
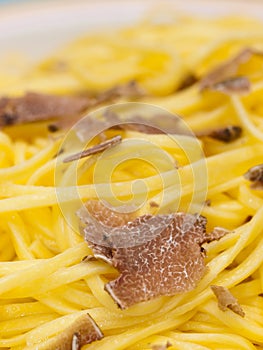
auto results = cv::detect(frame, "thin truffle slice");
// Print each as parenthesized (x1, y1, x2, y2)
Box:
(0, 92, 90, 127)
(208, 125, 242, 142)
(73, 110, 162, 143)
(244, 164, 263, 189)
(105, 214, 214, 309)
(0, 81, 144, 129)
(95, 80, 145, 104)
(50, 80, 145, 132)
(80, 202, 181, 250)
(210, 285, 245, 317)
(210, 76, 250, 95)
(79, 201, 228, 309)
(199, 47, 263, 93)
(117, 113, 186, 135)
(79, 199, 135, 227)
(76, 108, 185, 143)
(197, 125, 242, 143)
(77, 200, 137, 263)
(63, 135, 122, 163)
(244, 164, 263, 182)
(37, 313, 103, 350)
(205, 227, 229, 243)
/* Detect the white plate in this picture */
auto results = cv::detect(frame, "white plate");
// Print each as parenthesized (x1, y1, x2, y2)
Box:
(0, 0, 262, 59)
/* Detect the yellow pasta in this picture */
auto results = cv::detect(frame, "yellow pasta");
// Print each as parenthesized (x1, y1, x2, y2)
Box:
(1, 12, 263, 350)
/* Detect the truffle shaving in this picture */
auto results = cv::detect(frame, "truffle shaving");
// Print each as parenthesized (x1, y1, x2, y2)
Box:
(75, 109, 185, 143)
(118, 114, 186, 135)
(200, 47, 263, 92)
(244, 164, 263, 189)
(205, 227, 229, 243)
(74, 111, 162, 143)
(50, 80, 145, 132)
(37, 313, 103, 349)
(197, 125, 242, 143)
(210, 76, 250, 95)
(210, 285, 245, 317)
(63, 135, 122, 163)
(0, 92, 90, 128)
(73, 115, 115, 143)
(77, 200, 137, 263)
(95, 80, 145, 104)
(0, 81, 144, 129)
(79, 200, 229, 309)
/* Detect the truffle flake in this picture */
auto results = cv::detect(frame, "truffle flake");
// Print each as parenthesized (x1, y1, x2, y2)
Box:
(63, 135, 122, 163)
(38, 313, 103, 349)
(197, 125, 242, 143)
(51, 81, 145, 132)
(205, 227, 229, 243)
(0, 92, 90, 128)
(75, 109, 184, 143)
(199, 47, 263, 93)
(79, 200, 228, 309)
(244, 164, 263, 189)
(0, 81, 144, 130)
(77, 200, 137, 264)
(120, 113, 185, 135)
(210, 285, 245, 317)
(74, 112, 164, 143)
(95, 80, 145, 104)
(211, 76, 250, 95)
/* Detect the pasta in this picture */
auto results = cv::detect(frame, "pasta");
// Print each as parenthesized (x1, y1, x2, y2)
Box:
(1, 12, 263, 350)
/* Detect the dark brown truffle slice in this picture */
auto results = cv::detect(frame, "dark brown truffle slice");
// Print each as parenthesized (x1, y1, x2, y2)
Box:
(0, 92, 90, 127)
(197, 125, 242, 143)
(63, 135, 122, 163)
(75, 109, 183, 143)
(199, 47, 263, 92)
(95, 80, 145, 104)
(0, 81, 144, 130)
(244, 164, 263, 182)
(119, 120, 164, 134)
(38, 313, 103, 349)
(105, 213, 208, 309)
(205, 227, 229, 243)
(118, 114, 184, 135)
(64, 80, 144, 132)
(77, 200, 137, 263)
(210, 285, 245, 317)
(208, 125, 242, 142)
(72, 115, 113, 143)
(244, 164, 263, 189)
(79, 201, 229, 309)
(55, 80, 145, 135)
(74, 110, 163, 142)
(211, 76, 250, 95)
(82, 199, 135, 227)
(81, 203, 182, 253)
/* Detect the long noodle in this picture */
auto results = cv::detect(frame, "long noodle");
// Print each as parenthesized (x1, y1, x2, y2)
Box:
(1, 13, 263, 350)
